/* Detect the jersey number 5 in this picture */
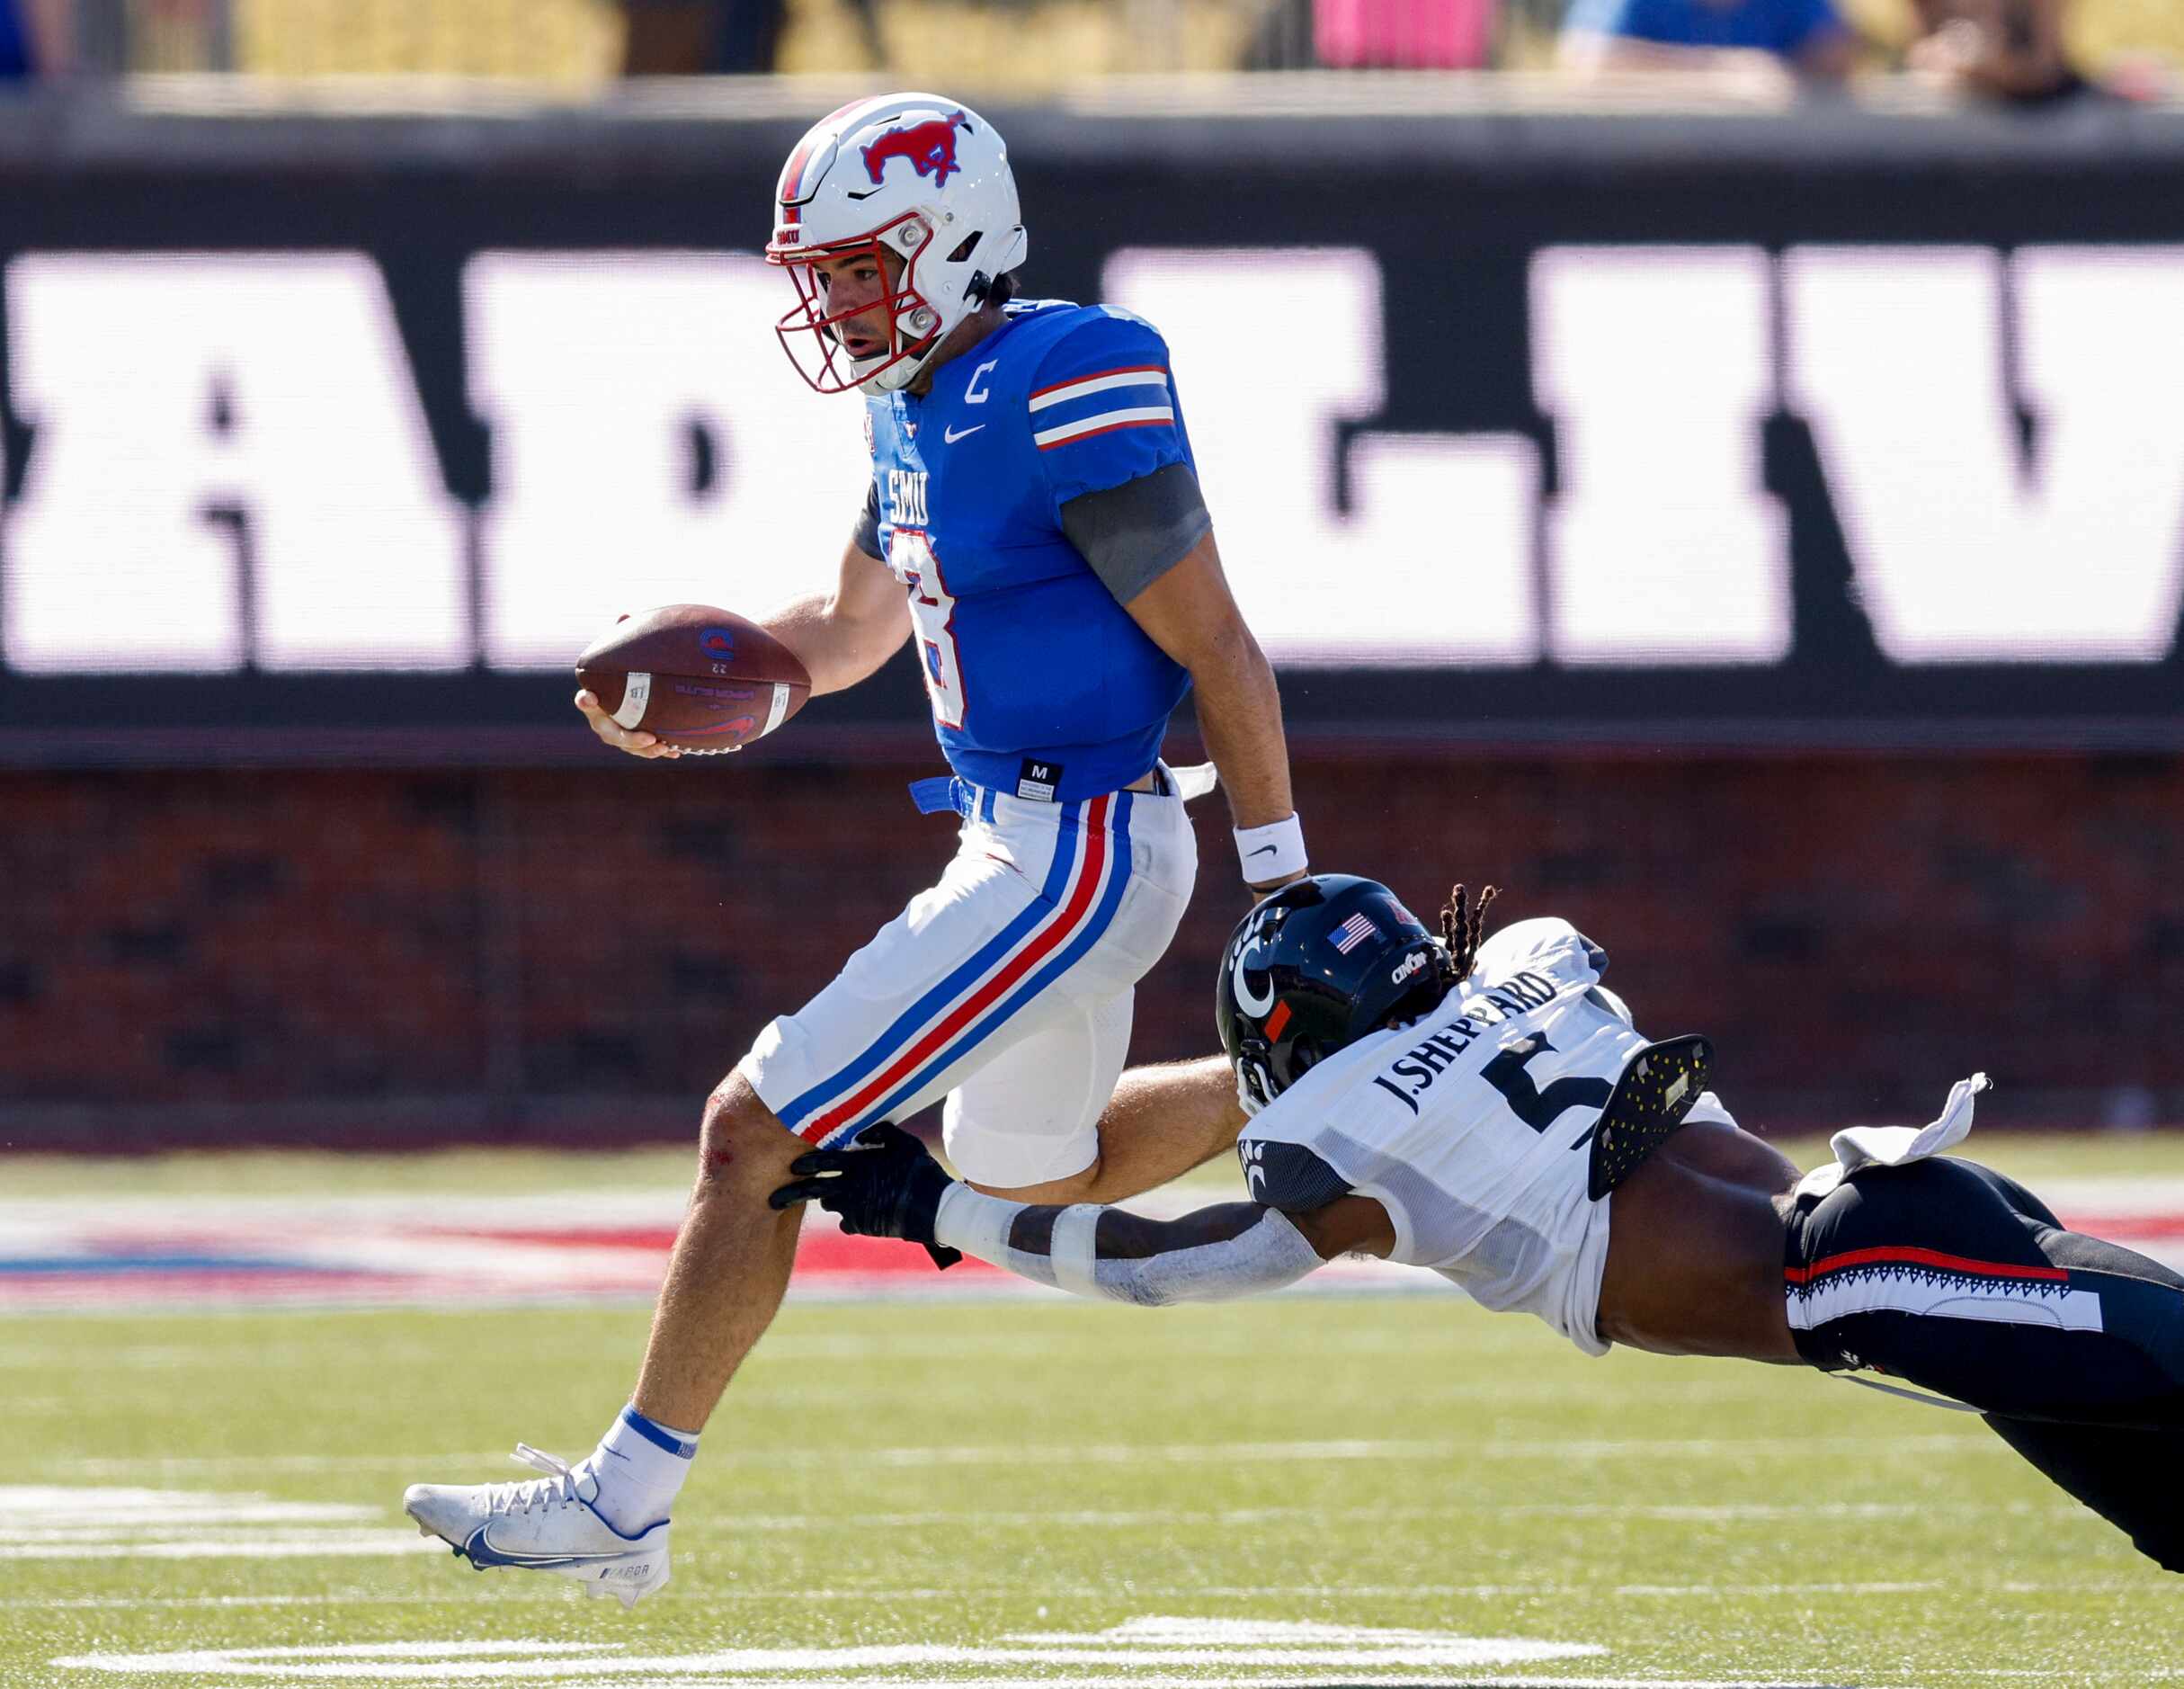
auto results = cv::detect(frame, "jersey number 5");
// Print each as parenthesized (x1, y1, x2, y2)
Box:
(888, 528, 967, 728)
(1481, 1032, 1612, 1137)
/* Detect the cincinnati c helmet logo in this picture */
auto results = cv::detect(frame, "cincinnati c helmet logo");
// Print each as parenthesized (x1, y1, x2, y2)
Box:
(861, 112, 971, 188)
(1229, 912, 1279, 1019)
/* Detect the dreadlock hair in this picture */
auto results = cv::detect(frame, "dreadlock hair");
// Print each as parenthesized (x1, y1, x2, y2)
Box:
(1439, 881, 1501, 980)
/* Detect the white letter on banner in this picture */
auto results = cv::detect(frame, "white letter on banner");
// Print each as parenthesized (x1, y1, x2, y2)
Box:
(468, 253, 868, 670)
(4, 253, 468, 672)
(1101, 247, 1537, 666)
(1532, 246, 1788, 666)
(1785, 246, 2184, 663)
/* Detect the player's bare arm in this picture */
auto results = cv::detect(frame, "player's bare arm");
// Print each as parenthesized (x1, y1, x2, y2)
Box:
(757, 540, 913, 697)
(1119, 531, 1301, 890)
(983, 1052, 1250, 1207)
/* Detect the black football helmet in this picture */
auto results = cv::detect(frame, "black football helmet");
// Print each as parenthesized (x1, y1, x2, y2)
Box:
(1217, 874, 1457, 1115)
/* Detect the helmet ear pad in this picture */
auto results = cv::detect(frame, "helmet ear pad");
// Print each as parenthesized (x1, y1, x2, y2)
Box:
(1286, 1039, 1324, 1084)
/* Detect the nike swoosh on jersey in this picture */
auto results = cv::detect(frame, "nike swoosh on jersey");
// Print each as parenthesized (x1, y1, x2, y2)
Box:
(942, 423, 985, 443)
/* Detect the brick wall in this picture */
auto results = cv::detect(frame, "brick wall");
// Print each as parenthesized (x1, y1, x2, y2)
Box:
(3, 751, 2180, 1149)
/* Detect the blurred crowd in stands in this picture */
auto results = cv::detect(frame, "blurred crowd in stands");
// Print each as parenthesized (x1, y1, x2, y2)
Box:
(1558, 0, 2135, 103)
(0, 0, 2170, 102)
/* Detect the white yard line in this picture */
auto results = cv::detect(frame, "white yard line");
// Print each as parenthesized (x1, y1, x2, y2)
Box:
(692, 1500, 2055, 1533)
(42, 1452, 519, 1477)
(55, 1678, 1920, 1689)
(40, 1432, 1994, 1479)
(6, 1578, 2065, 1614)
(4, 1504, 2048, 1564)
(504, 1679, 1911, 1689)
(812, 1434, 1996, 1467)
(46, 1670, 1912, 1689)
(2, 1591, 962, 1613)
(0, 1533, 438, 1560)
(51, 1630, 1616, 1680)
(1606, 1581, 1942, 1597)
(0, 1488, 377, 1524)
(541, 1669, 1895, 1686)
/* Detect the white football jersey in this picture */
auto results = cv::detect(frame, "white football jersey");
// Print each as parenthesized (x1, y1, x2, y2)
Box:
(1241, 916, 1724, 1355)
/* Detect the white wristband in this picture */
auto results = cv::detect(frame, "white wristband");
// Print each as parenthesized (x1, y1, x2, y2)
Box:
(1234, 813, 1307, 884)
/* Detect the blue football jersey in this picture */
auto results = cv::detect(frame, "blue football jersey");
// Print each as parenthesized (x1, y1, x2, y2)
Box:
(866, 299, 1197, 800)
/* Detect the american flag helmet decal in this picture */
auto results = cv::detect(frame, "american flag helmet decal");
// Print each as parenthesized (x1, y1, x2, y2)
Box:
(1332, 912, 1380, 954)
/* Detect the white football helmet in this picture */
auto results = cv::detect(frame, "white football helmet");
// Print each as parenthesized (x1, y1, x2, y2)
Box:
(765, 92, 1029, 398)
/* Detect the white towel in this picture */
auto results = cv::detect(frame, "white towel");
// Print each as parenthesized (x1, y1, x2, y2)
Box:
(1164, 760, 1221, 802)
(1793, 1072, 1992, 1202)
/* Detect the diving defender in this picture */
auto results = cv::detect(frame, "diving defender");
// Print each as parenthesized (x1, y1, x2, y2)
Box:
(782, 875, 2184, 1577)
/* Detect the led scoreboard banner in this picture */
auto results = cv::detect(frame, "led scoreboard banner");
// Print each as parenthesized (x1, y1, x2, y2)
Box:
(0, 98, 2180, 760)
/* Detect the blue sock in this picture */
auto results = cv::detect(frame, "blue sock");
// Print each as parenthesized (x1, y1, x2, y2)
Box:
(581, 1405, 698, 1533)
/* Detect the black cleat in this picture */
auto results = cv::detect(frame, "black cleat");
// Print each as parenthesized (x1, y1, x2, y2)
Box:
(1587, 1034, 1713, 1201)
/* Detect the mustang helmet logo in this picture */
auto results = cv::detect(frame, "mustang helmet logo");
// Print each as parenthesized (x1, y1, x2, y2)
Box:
(862, 112, 972, 189)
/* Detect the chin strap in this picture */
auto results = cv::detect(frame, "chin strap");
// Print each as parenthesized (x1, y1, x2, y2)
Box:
(858, 333, 945, 397)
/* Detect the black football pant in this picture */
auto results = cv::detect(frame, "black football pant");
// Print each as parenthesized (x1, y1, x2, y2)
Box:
(1787, 1155, 2184, 1571)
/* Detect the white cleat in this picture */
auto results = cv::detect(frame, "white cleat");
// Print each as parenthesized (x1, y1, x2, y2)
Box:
(403, 1444, 670, 1609)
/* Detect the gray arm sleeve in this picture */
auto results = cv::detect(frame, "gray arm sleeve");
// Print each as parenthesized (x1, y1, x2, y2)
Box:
(851, 482, 883, 559)
(1057, 462, 1213, 603)
(933, 1184, 1323, 1308)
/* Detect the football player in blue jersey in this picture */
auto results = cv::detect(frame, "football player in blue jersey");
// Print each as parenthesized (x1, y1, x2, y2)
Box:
(407, 93, 1313, 1602)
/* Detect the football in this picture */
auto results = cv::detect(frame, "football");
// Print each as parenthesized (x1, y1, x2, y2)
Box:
(575, 604, 812, 754)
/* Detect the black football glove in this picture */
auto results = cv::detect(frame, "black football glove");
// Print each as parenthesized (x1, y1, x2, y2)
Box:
(768, 1121, 962, 1270)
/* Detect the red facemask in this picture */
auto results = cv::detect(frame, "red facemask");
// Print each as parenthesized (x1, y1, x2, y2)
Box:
(767, 212, 942, 396)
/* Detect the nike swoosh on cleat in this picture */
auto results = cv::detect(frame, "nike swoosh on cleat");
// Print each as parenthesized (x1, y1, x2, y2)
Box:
(464, 1528, 596, 1568)
(467, 1546, 572, 1567)
(943, 423, 985, 443)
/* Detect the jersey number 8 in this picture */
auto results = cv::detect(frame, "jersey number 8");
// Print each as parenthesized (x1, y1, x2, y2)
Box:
(887, 529, 967, 729)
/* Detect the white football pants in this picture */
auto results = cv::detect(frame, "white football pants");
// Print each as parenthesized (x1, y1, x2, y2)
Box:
(739, 772, 1198, 1189)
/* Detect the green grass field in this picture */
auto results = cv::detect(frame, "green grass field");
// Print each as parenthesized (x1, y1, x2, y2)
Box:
(7, 1142, 2181, 1688)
